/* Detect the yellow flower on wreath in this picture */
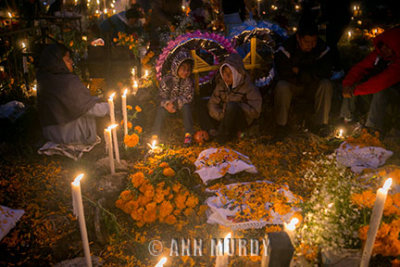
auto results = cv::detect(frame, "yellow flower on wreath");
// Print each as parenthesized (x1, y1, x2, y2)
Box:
(124, 133, 139, 147)
(135, 105, 142, 112)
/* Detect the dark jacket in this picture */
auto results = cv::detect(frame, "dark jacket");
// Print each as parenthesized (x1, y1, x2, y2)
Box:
(37, 45, 98, 127)
(342, 27, 400, 96)
(208, 54, 262, 125)
(150, 0, 182, 28)
(159, 50, 194, 110)
(274, 35, 332, 86)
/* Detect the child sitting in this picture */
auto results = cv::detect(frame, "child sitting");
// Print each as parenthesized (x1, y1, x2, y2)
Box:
(151, 50, 195, 145)
(208, 53, 262, 143)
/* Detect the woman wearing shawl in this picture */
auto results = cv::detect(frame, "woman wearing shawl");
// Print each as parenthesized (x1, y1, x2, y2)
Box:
(208, 53, 262, 143)
(37, 44, 109, 145)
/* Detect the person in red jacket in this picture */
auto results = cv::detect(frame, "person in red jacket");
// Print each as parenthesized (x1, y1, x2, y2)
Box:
(341, 27, 400, 132)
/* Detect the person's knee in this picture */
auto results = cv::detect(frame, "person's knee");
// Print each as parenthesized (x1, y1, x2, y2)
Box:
(275, 81, 292, 99)
(319, 79, 333, 96)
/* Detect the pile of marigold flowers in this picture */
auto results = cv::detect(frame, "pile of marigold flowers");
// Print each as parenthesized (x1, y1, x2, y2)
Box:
(351, 189, 400, 257)
(212, 182, 301, 222)
(345, 128, 383, 148)
(197, 148, 240, 167)
(115, 169, 200, 227)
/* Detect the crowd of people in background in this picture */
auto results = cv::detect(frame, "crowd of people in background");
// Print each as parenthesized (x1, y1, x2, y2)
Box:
(20, 0, 399, 146)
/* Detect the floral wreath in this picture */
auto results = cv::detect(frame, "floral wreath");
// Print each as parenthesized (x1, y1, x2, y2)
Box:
(155, 31, 236, 85)
(229, 20, 288, 87)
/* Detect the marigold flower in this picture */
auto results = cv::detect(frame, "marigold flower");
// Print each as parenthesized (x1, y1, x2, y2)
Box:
(124, 133, 139, 147)
(172, 183, 182, 193)
(163, 167, 176, 177)
(131, 172, 145, 188)
(115, 199, 125, 209)
(127, 105, 132, 110)
(120, 190, 133, 201)
(175, 193, 188, 210)
(183, 208, 194, 217)
(159, 162, 169, 168)
(185, 195, 198, 208)
(135, 105, 142, 112)
(134, 125, 142, 133)
(159, 201, 173, 218)
(165, 214, 177, 225)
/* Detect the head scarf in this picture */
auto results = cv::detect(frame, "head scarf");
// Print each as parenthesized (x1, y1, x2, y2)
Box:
(37, 44, 98, 126)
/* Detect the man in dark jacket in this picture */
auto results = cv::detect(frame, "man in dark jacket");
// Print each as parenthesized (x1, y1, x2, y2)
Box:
(341, 27, 400, 134)
(274, 21, 333, 138)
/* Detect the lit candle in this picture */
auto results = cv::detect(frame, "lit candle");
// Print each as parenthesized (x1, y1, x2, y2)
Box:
(215, 233, 231, 267)
(360, 178, 392, 267)
(21, 42, 28, 74)
(108, 93, 120, 163)
(71, 174, 92, 267)
(155, 257, 167, 267)
(147, 140, 162, 154)
(82, 36, 87, 41)
(143, 69, 149, 79)
(132, 80, 139, 95)
(104, 125, 117, 174)
(295, 4, 300, 11)
(347, 30, 352, 39)
(284, 217, 300, 246)
(337, 128, 344, 139)
(122, 89, 128, 137)
(8, 12, 12, 28)
(131, 67, 136, 79)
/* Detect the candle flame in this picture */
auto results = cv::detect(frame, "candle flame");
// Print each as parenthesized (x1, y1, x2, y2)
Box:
(21, 42, 26, 49)
(133, 80, 138, 88)
(8, 12, 12, 18)
(109, 92, 115, 101)
(123, 89, 128, 97)
(144, 70, 149, 78)
(72, 173, 84, 186)
(82, 36, 87, 41)
(347, 31, 352, 38)
(181, 5, 185, 11)
(383, 178, 392, 191)
(155, 257, 167, 267)
(287, 217, 299, 231)
(32, 84, 37, 91)
(107, 124, 118, 132)
(131, 68, 135, 76)
(104, 8, 108, 13)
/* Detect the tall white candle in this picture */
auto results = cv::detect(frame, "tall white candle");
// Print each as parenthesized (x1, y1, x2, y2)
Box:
(71, 174, 92, 267)
(155, 257, 167, 267)
(257, 0, 261, 17)
(132, 80, 139, 95)
(360, 178, 392, 267)
(284, 217, 299, 247)
(215, 233, 231, 267)
(122, 89, 128, 137)
(105, 125, 116, 174)
(108, 93, 120, 163)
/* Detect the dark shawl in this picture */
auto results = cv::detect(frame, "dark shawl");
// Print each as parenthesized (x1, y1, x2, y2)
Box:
(37, 45, 98, 127)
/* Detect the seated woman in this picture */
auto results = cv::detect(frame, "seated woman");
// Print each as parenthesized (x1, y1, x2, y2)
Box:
(37, 44, 109, 145)
(208, 53, 262, 143)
